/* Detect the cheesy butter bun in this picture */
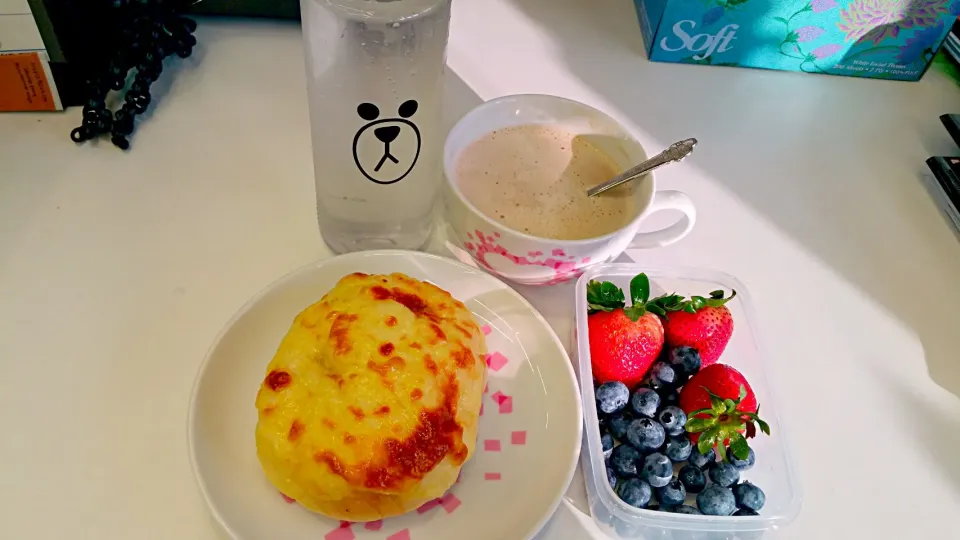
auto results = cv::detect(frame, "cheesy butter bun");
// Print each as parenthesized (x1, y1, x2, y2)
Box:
(255, 272, 487, 521)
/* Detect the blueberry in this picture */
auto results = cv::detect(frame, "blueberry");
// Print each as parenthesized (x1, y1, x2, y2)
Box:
(696, 486, 736, 516)
(734, 508, 759, 516)
(657, 406, 687, 437)
(688, 447, 717, 469)
(601, 432, 615, 458)
(672, 505, 702, 515)
(678, 465, 707, 493)
(709, 462, 740, 488)
(606, 464, 618, 490)
(646, 504, 660, 511)
(669, 346, 702, 376)
(607, 412, 632, 440)
(732, 482, 765, 512)
(626, 418, 666, 452)
(641, 452, 673, 488)
(596, 381, 630, 414)
(610, 443, 642, 477)
(616, 478, 653, 508)
(629, 386, 660, 417)
(650, 361, 677, 387)
(729, 447, 756, 471)
(658, 387, 680, 407)
(656, 479, 686, 508)
(664, 435, 693, 462)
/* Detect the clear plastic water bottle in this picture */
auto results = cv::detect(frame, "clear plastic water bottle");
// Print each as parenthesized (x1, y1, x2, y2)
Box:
(300, 0, 451, 253)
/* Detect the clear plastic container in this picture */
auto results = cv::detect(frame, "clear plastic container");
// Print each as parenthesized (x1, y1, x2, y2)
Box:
(574, 265, 802, 540)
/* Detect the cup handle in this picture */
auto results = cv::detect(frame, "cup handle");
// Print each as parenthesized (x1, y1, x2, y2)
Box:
(628, 190, 696, 249)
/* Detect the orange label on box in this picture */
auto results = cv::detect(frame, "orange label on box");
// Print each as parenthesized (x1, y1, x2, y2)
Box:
(0, 52, 57, 111)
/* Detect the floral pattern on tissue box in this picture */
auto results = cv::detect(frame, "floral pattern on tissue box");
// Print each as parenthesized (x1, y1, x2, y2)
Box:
(635, 0, 960, 80)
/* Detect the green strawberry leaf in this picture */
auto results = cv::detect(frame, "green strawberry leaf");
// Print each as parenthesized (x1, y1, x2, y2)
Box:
(586, 280, 625, 312)
(685, 416, 717, 433)
(728, 431, 750, 461)
(740, 407, 772, 436)
(710, 397, 726, 415)
(715, 440, 727, 461)
(704, 388, 728, 414)
(629, 273, 650, 305)
(697, 428, 720, 455)
(659, 294, 685, 310)
(705, 289, 737, 307)
(601, 282, 625, 304)
(650, 289, 735, 314)
(688, 408, 715, 419)
(647, 303, 667, 316)
(723, 399, 737, 412)
(738, 385, 748, 402)
(622, 304, 646, 322)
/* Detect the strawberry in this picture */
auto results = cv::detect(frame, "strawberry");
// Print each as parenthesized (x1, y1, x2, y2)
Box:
(586, 274, 664, 388)
(679, 364, 770, 462)
(649, 289, 736, 367)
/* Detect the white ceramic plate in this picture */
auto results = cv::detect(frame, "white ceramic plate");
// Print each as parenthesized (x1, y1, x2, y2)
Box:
(188, 250, 582, 540)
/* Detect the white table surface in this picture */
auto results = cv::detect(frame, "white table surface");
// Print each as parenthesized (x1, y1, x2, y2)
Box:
(3, 1, 960, 538)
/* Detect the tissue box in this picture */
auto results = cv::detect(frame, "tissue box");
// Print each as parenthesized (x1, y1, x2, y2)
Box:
(635, 0, 960, 80)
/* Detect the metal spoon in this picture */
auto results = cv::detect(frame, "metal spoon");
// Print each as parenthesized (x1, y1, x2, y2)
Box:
(586, 138, 698, 197)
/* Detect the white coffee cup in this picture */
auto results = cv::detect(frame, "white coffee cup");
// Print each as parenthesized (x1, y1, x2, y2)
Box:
(443, 94, 696, 286)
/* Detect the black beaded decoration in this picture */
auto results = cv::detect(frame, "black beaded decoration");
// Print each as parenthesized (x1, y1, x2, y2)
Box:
(70, 2, 197, 150)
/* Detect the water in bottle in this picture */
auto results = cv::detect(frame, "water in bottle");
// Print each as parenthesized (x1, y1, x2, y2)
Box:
(300, 0, 451, 253)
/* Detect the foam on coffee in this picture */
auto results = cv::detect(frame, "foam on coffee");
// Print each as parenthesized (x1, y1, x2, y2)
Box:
(454, 124, 637, 241)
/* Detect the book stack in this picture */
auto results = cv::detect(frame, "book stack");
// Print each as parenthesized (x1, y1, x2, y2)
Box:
(923, 115, 960, 235)
(0, 0, 63, 111)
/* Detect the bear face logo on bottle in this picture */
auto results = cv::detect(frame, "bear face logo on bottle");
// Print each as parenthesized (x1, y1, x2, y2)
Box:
(352, 99, 422, 185)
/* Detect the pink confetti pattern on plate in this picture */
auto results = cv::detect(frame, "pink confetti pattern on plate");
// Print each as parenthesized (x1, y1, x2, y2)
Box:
(485, 352, 509, 372)
(511, 431, 527, 445)
(416, 499, 442, 514)
(324, 525, 355, 540)
(386, 530, 411, 540)
(484, 472, 502, 481)
(439, 494, 462, 514)
(484, 439, 501, 452)
(490, 390, 513, 414)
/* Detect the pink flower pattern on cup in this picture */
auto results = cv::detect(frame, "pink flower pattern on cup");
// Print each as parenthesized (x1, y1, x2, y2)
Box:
(463, 230, 589, 284)
(316, 347, 522, 539)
